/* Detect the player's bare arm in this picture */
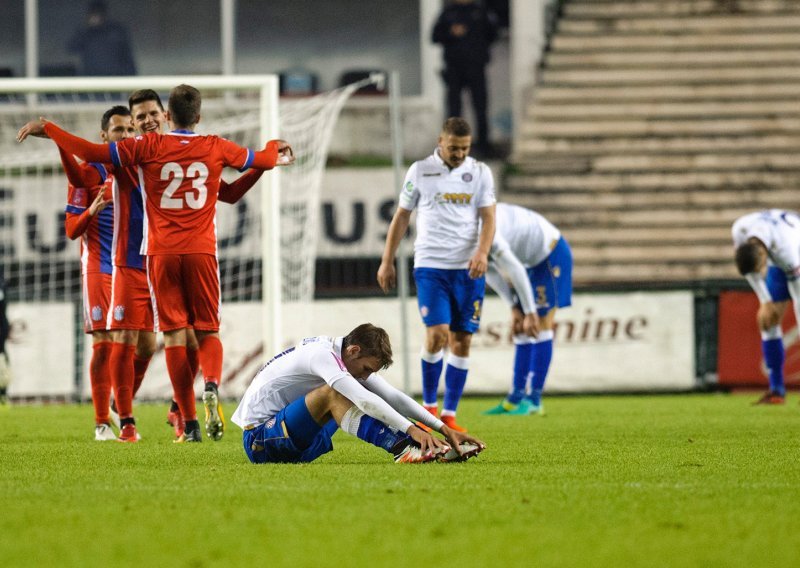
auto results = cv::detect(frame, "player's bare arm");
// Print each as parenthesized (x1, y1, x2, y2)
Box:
(468, 204, 496, 279)
(88, 188, 112, 217)
(377, 208, 412, 293)
(275, 139, 295, 166)
(440, 425, 486, 455)
(406, 424, 450, 455)
(16, 118, 49, 142)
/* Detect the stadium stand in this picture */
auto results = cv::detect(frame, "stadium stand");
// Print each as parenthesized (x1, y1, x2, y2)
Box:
(505, 0, 800, 285)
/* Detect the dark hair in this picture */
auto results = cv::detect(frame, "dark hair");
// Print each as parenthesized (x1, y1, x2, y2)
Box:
(343, 323, 393, 370)
(100, 105, 131, 131)
(168, 84, 201, 128)
(735, 241, 763, 275)
(88, 0, 107, 16)
(128, 89, 164, 111)
(442, 117, 471, 137)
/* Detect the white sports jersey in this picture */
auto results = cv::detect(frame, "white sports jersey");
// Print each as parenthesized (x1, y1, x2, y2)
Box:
(732, 210, 800, 277)
(398, 149, 496, 269)
(491, 203, 561, 268)
(231, 336, 425, 434)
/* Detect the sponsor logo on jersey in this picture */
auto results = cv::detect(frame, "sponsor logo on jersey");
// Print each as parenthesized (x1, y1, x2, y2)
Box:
(114, 305, 126, 321)
(435, 192, 473, 205)
(461, 173, 473, 182)
(403, 181, 415, 194)
(422, 173, 441, 177)
(91, 306, 103, 321)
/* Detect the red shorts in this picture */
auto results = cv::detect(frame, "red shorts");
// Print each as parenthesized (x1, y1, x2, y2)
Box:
(82, 272, 112, 333)
(147, 254, 221, 333)
(108, 266, 155, 331)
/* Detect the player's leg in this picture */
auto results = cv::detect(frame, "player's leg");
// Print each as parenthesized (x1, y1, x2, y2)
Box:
(484, 304, 533, 415)
(184, 254, 226, 441)
(756, 266, 790, 404)
(85, 272, 114, 440)
(439, 270, 485, 432)
(110, 328, 139, 442)
(133, 330, 156, 396)
(414, 268, 452, 416)
(147, 255, 199, 440)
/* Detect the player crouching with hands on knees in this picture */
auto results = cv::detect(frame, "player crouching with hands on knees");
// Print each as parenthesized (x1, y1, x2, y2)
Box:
(231, 323, 486, 464)
(732, 209, 800, 405)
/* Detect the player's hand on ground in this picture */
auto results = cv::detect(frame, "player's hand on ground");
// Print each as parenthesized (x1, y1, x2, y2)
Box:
(274, 139, 295, 166)
(377, 261, 396, 293)
(407, 424, 450, 456)
(468, 250, 489, 279)
(17, 118, 50, 142)
(522, 312, 540, 338)
(440, 425, 486, 456)
(88, 188, 112, 216)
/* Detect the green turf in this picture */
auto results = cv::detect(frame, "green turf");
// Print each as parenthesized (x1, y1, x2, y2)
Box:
(1, 394, 799, 567)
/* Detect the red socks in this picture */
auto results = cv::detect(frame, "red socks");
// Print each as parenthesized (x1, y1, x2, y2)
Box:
(198, 335, 223, 387)
(90, 341, 113, 425)
(165, 345, 197, 420)
(109, 343, 135, 419)
(187, 346, 199, 380)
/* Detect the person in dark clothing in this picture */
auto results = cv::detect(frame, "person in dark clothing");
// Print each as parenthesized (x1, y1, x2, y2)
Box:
(433, 0, 498, 157)
(68, 0, 137, 76)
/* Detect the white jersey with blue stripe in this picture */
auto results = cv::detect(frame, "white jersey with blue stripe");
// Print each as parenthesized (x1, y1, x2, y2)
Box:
(398, 149, 496, 269)
(732, 210, 800, 277)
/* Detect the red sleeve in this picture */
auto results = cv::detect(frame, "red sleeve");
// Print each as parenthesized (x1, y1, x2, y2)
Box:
(57, 147, 104, 188)
(44, 122, 112, 163)
(218, 169, 265, 204)
(251, 140, 280, 170)
(111, 133, 157, 167)
(65, 209, 93, 240)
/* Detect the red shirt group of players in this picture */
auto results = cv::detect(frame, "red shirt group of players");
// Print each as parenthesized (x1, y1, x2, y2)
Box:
(18, 85, 294, 443)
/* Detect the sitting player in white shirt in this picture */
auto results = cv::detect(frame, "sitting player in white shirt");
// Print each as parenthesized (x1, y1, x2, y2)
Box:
(483, 203, 573, 416)
(231, 323, 486, 464)
(732, 209, 800, 405)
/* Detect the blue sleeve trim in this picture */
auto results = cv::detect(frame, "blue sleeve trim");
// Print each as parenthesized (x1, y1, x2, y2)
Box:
(90, 162, 108, 181)
(65, 205, 86, 214)
(238, 149, 254, 172)
(109, 142, 121, 168)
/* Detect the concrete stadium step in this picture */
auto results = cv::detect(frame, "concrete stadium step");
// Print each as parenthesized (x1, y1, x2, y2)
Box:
(514, 135, 800, 156)
(571, 262, 738, 285)
(571, 244, 732, 264)
(515, 153, 800, 175)
(547, 50, 800, 68)
(529, 100, 800, 120)
(548, 226, 731, 246)
(565, 0, 800, 19)
(535, 83, 800, 103)
(542, 207, 756, 228)
(505, 171, 800, 192)
(520, 117, 800, 138)
(505, 187, 798, 211)
(559, 15, 800, 35)
(552, 33, 800, 52)
(541, 66, 800, 86)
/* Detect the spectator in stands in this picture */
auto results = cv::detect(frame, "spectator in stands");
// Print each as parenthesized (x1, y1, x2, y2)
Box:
(433, 0, 498, 158)
(68, 1, 137, 76)
(0, 272, 11, 404)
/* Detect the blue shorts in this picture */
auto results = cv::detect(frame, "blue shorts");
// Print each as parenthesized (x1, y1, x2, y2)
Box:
(242, 397, 338, 464)
(414, 267, 485, 333)
(766, 266, 791, 302)
(524, 237, 573, 317)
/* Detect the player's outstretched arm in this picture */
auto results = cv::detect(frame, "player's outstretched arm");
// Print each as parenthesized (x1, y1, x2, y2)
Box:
(249, 139, 294, 170)
(16, 119, 49, 142)
(377, 208, 412, 293)
(218, 169, 264, 204)
(41, 119, 113, 164)
(57, 147, 104, 189)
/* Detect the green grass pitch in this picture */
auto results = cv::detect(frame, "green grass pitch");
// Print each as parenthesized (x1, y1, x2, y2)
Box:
(1, 394, 799, 567)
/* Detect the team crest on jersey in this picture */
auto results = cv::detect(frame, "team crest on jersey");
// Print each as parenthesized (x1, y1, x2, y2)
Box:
(420, 305, 429, 318)
(461, 173, 473, 182)
(113, 305, 126, 321)
(71, 187, 87, 206)
(266, 417, 276, 429)
(135, 135, 143, 141)
(91, 306, 103, 321)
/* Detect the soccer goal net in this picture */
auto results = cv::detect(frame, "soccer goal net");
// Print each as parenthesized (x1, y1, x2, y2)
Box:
(0, 74, 383, 401)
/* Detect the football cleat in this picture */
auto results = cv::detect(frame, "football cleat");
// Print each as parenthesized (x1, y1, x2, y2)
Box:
(438, 442, 483, 463)
(202, 390, 225, 441)
(393, 442, 437, 464)
(109, 400, 121, 429)
(117, 423, 139, 443)
(94, 423, 117, 441)
(423, 404, 438, 417)
(507, 399, 543, 416)
(441, 414, 467, 433)
(753, 391, 785, 405)
(166, 408, 185, 438)
(482, 399, 518, 415)
(174, 427, 202, 443)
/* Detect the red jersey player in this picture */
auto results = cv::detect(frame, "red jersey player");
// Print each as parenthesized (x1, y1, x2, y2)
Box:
(31, 84, 294, 442)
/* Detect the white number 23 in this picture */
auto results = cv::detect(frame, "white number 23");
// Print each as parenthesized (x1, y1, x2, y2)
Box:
(160, 162, 209, 209)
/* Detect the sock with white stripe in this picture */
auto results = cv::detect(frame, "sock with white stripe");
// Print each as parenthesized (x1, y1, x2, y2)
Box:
(442, 354, 469, 415)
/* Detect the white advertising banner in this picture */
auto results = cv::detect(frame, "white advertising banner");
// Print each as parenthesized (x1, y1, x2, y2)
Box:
(78, 290, 696, 400)
(6, 302, 75, 397)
